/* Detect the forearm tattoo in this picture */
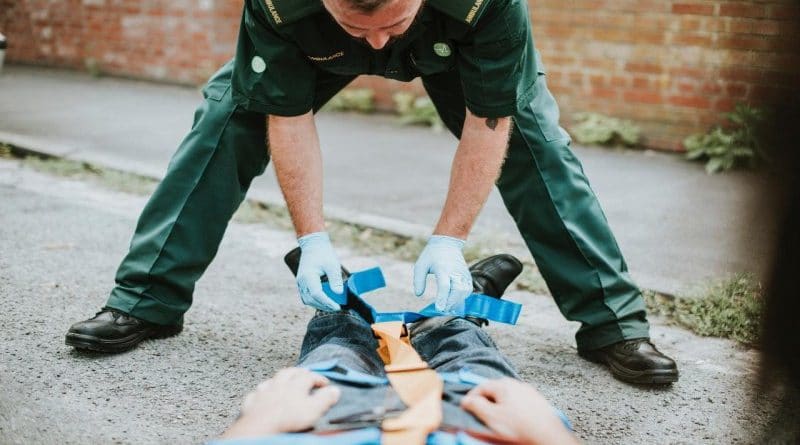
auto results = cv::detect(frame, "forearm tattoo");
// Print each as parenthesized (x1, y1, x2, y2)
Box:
(485, 117, 498, 130)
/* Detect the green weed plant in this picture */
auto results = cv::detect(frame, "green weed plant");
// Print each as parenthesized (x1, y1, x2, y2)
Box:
(645, 274, 762, 345)
(324, 88, 376, 113)
(392, 92, 444, 131)
(569, 112, 641, 147)
(684, 104, 765, 174)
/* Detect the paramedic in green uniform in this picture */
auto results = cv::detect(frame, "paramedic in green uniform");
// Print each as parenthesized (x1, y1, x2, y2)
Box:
(66, 0, 679, 384)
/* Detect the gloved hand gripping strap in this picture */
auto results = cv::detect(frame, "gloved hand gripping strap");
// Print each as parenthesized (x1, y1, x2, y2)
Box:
(320, 267, 522, 325)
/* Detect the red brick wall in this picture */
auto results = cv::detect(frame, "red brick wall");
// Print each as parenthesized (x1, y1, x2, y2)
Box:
(2, 0, 797, 150)
(0, 0, 240, 84)
(529, 0, 800, 150)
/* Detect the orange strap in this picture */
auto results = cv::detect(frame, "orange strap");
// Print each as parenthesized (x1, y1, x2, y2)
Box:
(371, 321, 443, 445)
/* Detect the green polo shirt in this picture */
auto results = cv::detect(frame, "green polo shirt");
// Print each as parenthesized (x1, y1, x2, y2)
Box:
(232, 0, 537, 118)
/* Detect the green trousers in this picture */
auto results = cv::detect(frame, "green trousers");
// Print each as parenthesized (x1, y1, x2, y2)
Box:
(106, 60, 649, 352)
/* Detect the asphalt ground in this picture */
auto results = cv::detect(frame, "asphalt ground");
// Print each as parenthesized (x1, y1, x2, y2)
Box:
(0, 157, 778, 444)
(0, 66, 776, 295)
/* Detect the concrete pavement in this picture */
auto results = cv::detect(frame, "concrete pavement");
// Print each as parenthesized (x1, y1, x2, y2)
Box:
(0, 157, 778, 444)
(0, 65, 775, 295)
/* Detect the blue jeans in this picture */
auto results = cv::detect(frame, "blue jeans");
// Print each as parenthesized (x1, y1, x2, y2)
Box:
(296, 310, 519, 432)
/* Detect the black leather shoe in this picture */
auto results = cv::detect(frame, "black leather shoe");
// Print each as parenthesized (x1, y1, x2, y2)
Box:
(580, 339, 679, 384)
(470, 254, 524, 298)
(65, 308, 183, 353)
(467, 254, 524, 325)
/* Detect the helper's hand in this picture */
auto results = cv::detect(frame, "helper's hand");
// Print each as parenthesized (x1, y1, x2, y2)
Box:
(461, 378, 580, 445)
(296, 232, 344, 311)
(221, 368, 341, 439)
(413, 235, 473, 311)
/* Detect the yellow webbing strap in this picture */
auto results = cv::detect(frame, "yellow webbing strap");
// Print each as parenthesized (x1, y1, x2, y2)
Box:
(371, 321, 444, 445)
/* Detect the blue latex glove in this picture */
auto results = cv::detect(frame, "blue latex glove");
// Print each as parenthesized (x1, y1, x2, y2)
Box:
(413, 235, 473, 311)
(297, 232, 344, 312)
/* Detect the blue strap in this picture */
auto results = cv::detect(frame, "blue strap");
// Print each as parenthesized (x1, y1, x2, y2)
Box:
(428, 431, 491, 445)
(321, 267, 522, 325)
(207, 428, 383, 445)
(346, 267, 386, 297)
(207, 428, 494, 445)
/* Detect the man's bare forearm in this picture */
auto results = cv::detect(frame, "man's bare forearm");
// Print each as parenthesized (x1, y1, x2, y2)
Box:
(268, 112, 325, 237)
(434, 111, 512, 239)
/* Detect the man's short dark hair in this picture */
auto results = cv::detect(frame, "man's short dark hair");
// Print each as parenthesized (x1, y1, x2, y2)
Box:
(344, 0, 392, 13)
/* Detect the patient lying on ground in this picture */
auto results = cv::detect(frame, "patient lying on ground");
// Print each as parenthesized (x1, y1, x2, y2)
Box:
(215, 251, 579, 445)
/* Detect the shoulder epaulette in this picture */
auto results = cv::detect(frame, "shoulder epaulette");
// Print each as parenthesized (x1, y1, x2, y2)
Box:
(260, 0, 324, 26)
(427, 0, 493, 26)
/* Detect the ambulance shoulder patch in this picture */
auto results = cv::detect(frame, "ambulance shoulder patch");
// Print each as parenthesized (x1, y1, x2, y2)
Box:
(261, 0, 323, 26)
(427, 0, 493, 26)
